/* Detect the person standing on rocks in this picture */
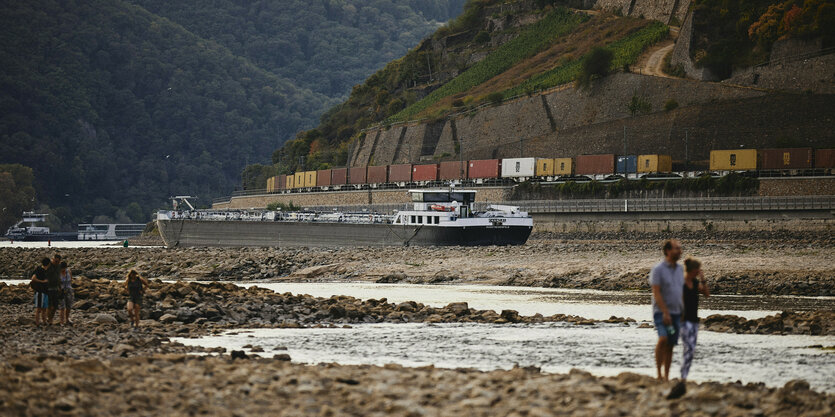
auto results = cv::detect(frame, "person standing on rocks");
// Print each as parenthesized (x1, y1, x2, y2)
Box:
(45, 254, 62, 325)
(30, 257, 50, 326)
(125, 270, 149, 327)
(57, 261, 74, 325)
(680, 257, 709, 382)
(650, 239, 684, 382)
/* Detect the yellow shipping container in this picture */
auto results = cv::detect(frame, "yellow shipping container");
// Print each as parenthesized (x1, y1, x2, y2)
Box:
(285, 174, 295, 189)
(710, 149, 758, 171)
(304, 171, 317, 187)
(266, 176, 275, 192)
(637, 155, 673, 173)
(535, 158, 555, 176)
(293, 172, 305, 188)
(554, 158, 573, 175)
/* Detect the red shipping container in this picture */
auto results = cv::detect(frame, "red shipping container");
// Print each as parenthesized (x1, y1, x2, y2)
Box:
(316, 169, 332, 186)
(439, 161, 468, 180)
(367, 166, 387, 183)
(348, 167, 367, 184)
(467, 159, 501, 179)
(277, 174, 286, 190)
(760, 148, 813, 169)
(388, 164, 412, 182)
(814, 149, 835, 168)
(575, 154, 615, 175)
(331, 168, 348, 185)
(412, 164, 438, 181)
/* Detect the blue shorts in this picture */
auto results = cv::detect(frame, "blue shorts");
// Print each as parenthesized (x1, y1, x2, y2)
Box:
(653, 312, 681, 345)
(34, 292, 48, 309)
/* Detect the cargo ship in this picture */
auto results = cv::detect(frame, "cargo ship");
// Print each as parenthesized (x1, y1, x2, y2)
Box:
(156, 189, 532, 248)
(77, 223, 146, 241)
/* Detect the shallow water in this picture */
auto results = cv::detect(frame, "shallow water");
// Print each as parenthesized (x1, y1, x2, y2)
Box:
(239, 282, 834, 320)
(174, 322, 835, 392)
(0, 240, 158, 248)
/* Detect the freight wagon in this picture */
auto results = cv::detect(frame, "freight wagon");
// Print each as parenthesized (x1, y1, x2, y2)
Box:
(264, 148, 832, 194)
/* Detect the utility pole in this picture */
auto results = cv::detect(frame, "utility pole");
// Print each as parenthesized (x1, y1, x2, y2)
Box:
(459, 137, 465, 180)
(684, 128, 689, 172)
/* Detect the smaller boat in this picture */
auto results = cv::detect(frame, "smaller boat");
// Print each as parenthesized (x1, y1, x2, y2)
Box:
(4, 212, 76, 241)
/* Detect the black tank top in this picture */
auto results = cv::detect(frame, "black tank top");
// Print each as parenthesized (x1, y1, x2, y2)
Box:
(683, 278, 700, 323)
(128, 278, 143, 297)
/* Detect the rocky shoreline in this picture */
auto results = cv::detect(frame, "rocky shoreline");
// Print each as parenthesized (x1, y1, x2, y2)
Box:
(3, 354, 832, 416)
(2, 236, 833, 296)
(2, 279, 833, 415)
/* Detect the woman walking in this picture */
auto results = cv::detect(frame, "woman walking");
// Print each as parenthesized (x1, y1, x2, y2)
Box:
(668, 257, 710, 399)
(58, 261, 74, 325)
(125, 270, 149, 327)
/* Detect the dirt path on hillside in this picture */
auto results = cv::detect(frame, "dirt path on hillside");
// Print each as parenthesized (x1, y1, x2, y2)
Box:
(634, 26, 679, 78)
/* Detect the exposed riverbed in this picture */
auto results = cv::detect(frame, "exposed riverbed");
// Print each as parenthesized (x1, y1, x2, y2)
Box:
(174, 322, 835, 392)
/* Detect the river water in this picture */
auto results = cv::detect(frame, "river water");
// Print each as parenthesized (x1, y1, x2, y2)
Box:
(174, 322, 835, 392)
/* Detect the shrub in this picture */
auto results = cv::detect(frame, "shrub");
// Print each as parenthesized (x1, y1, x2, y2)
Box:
(576, 47, 614, 89)
(474, 30, 490, 44)
(452, 98, 465, 107)
(486, 92, 504, 104)
(664, 99, 679, 111)
(628, 94, 652, 115)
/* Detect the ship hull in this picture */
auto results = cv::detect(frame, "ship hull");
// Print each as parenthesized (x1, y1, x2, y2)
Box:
(157, 219, 531, 248)
(4, 233, 77, 242)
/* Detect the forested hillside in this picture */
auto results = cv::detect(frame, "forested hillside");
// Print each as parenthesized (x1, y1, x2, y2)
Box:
(0, 0, 463, 227)
(131, 0, 467, 99)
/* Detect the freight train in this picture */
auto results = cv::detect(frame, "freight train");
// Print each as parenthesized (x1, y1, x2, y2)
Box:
(265, 148, 835, 193)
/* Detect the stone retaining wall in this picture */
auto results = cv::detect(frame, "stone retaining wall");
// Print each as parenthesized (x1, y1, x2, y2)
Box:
(758, 178, 835, 197)
(534, 214, 834, 234)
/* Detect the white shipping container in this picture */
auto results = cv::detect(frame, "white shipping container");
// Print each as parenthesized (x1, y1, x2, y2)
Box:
(501, 157, 536, 178)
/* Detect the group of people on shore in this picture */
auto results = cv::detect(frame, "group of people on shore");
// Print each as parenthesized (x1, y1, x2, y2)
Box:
(651, 239, 710, 397)
(30, 254, 149, 327)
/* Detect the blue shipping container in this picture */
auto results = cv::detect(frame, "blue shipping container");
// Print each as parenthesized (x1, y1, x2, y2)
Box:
(616, 156, 637, 173)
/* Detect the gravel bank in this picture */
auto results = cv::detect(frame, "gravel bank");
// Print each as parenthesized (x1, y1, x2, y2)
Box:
(3, 356, 833, 416)
(2, 235, 833, 296)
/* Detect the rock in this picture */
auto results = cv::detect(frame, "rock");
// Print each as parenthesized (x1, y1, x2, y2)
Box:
(446, 302, 469, 316)
(94, 313, 118, 324)
(273, 353, 291, 361)
(783, 379, 810, 392)
(114, 344, 135, 354)
(159, 313, 178, 323)
(376, 273, 406, 283)
(500, 310, 520, 323)
(230, 350, 247, 360)
(396, 302, 416, 312)
(250, 346, 264, 352)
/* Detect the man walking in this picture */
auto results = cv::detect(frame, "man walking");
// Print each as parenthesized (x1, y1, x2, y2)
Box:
(650, 239, 684, 382)
(45, 254, 62, 325)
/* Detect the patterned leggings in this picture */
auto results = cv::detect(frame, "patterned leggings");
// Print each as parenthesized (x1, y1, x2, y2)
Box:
(680, 320, 699, 380)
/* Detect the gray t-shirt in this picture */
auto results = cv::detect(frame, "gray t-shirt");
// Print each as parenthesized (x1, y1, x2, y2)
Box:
(649, 260, 684, 314)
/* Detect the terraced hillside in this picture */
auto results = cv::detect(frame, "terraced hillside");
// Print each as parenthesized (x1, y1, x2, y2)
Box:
(256, 1, 670, 187)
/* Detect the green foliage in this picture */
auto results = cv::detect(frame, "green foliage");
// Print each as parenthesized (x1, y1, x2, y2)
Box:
(486, 92, 504, 104)
(576, 47, 614, 89)
(391, 8, 588, 122)
(266, 201, 301, 211)
(0, 0, 340, 224)
(502, 21, 668, 97)
(664, 99, 679, 111)
(474, 30, 491, 43)
(628, 94, 653, 115)
(132, 0, 467, 99)
(0, 164, 37, 231)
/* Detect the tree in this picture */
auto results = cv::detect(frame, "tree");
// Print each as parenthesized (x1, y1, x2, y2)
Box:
(0, 164, 36, 232)
(576, 47, 613, 90)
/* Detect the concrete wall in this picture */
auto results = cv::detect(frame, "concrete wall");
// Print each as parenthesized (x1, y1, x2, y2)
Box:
(593, 0, 690, 24)
(723, 53, 835, 94)
(533, 212, 834, 233)
(354, 72, 834, 168)
(758, 178, 835, 197)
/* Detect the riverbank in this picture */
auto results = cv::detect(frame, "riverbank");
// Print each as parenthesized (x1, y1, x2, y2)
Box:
(1, 279, 832, 337)
(2, 234, 833, 296)
(2, 279, 833, 414)
(3, 354, 832, 415)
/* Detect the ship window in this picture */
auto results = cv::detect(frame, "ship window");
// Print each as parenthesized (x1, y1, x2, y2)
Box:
(418, 216, 423, 224)
(434, 216, 440, 225)
(410, 215, 416, 224)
